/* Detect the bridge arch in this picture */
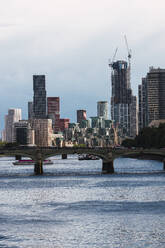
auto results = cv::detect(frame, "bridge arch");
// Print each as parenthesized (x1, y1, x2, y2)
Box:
(1, 146, 165, 175)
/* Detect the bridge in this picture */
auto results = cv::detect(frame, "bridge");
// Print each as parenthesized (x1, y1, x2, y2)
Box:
(0, 146, 165, 175)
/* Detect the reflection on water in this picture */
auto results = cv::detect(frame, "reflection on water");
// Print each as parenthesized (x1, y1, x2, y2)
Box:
(0, 156, 164, 247)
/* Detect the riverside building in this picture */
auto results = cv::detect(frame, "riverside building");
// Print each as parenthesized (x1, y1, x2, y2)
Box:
(138, 67, 165, 130)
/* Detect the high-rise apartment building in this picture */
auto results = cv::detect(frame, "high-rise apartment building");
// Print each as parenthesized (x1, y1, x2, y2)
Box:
(138, 67, 165, 129)
(4, 108, 22, 143)
(47, 97, 60, 132)
(109, 60, 137, 137)
(77, 110, 87, 124)
(97, 101, 108, 119)
(33, 75, 47, 119)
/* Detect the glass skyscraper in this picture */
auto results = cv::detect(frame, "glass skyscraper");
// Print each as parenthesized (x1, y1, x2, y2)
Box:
(33, 75, 47, 119)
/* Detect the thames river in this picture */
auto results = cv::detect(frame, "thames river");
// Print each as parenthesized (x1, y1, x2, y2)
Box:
(0, 156, 165, 248)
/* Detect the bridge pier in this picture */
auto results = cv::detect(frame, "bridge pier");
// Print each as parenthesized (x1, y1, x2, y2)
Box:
(62, 154, 67, 159)
(34, 159, 43, 175)
(102, 159, 114, 174)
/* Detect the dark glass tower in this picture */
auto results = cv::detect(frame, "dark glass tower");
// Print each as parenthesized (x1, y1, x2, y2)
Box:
(33, 75, 47, 119)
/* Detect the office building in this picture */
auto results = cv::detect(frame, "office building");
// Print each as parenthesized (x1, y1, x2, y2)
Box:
(97, 101, 108, 119)
(138, 67, 165, 129)
(146, 67, 165, 125)
(33, 75, 47, 118)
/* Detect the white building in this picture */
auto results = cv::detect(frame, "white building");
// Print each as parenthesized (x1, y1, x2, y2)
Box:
(4, 109, 22, 143)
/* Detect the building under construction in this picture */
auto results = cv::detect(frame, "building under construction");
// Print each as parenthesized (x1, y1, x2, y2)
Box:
(109, 59, 138, 138)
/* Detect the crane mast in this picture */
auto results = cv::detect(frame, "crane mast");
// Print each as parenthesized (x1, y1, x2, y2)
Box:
(108, 47, 118, 67)
(124, 35, 132, 68)
(124, 35, 132, 88)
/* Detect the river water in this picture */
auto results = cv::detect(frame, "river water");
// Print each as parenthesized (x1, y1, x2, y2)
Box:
(0, 156, 165, 248)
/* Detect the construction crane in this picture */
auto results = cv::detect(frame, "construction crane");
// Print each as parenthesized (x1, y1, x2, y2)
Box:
(124, 35, 131, 67)
(108, 47, 118, 67)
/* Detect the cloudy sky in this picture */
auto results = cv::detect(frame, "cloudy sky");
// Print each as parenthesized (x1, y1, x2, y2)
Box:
(0, 0, 165, 132)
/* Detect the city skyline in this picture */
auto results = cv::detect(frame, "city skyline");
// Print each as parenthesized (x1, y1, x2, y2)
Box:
(0, 0, 165, 132)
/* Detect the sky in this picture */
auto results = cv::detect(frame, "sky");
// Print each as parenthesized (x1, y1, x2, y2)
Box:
(0, 0, 165, 132)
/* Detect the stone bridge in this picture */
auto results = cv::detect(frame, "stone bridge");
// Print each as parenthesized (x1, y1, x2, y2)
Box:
(0, 146, 165, 175)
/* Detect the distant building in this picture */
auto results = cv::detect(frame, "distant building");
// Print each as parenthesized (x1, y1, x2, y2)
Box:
(148, 119, 165, 128)
(30, 119, 53, 146)
(138, 78, 147, 131)
(109, 60, 137, 137)
(146, 67, 165, 125)
(47, 97, 60, 132)
(28, 101, 33, 120)
(130, 95, 138, 137)
(4, 109, 22, 143)
(1, 130, 6, 142)
(90, 117, 106, 128)
(59, 119, 70, 132)
(13, 120, 35, 145)
(90, 117, 100, 128)
(77, 110, 87, 124)
(33, 75, 47, 119)
(97, 101, 108, 119)
(138, 67, 165, 129)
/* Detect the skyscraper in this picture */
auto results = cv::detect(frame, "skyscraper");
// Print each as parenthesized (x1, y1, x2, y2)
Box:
(97, 101, 108, 119)
(33, 75, 47, 119)
(147, 67, 165, 124)
(138, 67, 165, 129)
(110, 60, 137, 137)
